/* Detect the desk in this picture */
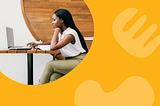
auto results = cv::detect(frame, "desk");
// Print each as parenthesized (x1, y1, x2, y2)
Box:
(0, 49, 59, 85)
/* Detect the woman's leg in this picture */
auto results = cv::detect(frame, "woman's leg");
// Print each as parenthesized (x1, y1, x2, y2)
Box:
(39, 61, 55, 84)
(39, 59, 80, 85)
(50, 73, 64, 81)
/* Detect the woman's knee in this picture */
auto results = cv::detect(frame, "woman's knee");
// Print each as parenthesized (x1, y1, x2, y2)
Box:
(45, 61, 55, 71)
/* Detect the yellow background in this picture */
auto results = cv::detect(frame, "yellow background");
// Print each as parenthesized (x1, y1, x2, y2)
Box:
(0, 0, 160, 105)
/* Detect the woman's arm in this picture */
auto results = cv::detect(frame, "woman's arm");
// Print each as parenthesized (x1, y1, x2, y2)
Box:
(50, 28, 61, 49)
(50, 28, 74, 50)
(26, 41, 50, 47)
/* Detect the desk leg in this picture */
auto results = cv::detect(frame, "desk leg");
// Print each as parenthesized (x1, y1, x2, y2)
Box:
(27, 53, 33, 85)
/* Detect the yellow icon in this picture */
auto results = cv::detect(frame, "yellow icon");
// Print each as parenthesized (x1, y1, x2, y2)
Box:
(112, 8, 160, 58)
(75, 76, 154, 106)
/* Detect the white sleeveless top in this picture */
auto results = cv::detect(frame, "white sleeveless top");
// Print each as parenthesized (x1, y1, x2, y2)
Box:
(58, 27, 86, 57)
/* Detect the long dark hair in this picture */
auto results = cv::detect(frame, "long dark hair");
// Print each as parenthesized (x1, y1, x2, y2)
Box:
(54, 9, 88, 53)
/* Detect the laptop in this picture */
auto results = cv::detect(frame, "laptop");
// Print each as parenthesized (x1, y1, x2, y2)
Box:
(6, 27, 32, 50)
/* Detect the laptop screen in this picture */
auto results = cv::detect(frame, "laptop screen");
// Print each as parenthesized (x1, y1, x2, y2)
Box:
(6, 27, 14, 48)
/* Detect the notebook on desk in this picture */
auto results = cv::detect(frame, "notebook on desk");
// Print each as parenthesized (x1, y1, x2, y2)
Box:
(6, 27, 32, 50)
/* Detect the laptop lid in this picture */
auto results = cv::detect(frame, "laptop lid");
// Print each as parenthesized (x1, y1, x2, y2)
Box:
(6, 27, 14, 48)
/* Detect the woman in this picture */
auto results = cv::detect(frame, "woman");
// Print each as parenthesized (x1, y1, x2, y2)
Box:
(27, 9, 88, 84)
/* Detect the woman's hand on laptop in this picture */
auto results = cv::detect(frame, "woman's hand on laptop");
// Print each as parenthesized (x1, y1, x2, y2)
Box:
(27, 42, 38, 47)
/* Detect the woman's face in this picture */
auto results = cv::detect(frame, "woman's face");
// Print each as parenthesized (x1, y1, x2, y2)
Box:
(52, 14, 63, 28)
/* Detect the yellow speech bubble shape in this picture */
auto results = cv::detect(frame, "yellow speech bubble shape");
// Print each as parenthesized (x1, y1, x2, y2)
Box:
(113, 8, 160, 58)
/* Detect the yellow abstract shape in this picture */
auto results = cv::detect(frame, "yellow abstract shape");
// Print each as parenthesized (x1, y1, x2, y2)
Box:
(75, 76, 154, 106)
(112, 8, 160, 58)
